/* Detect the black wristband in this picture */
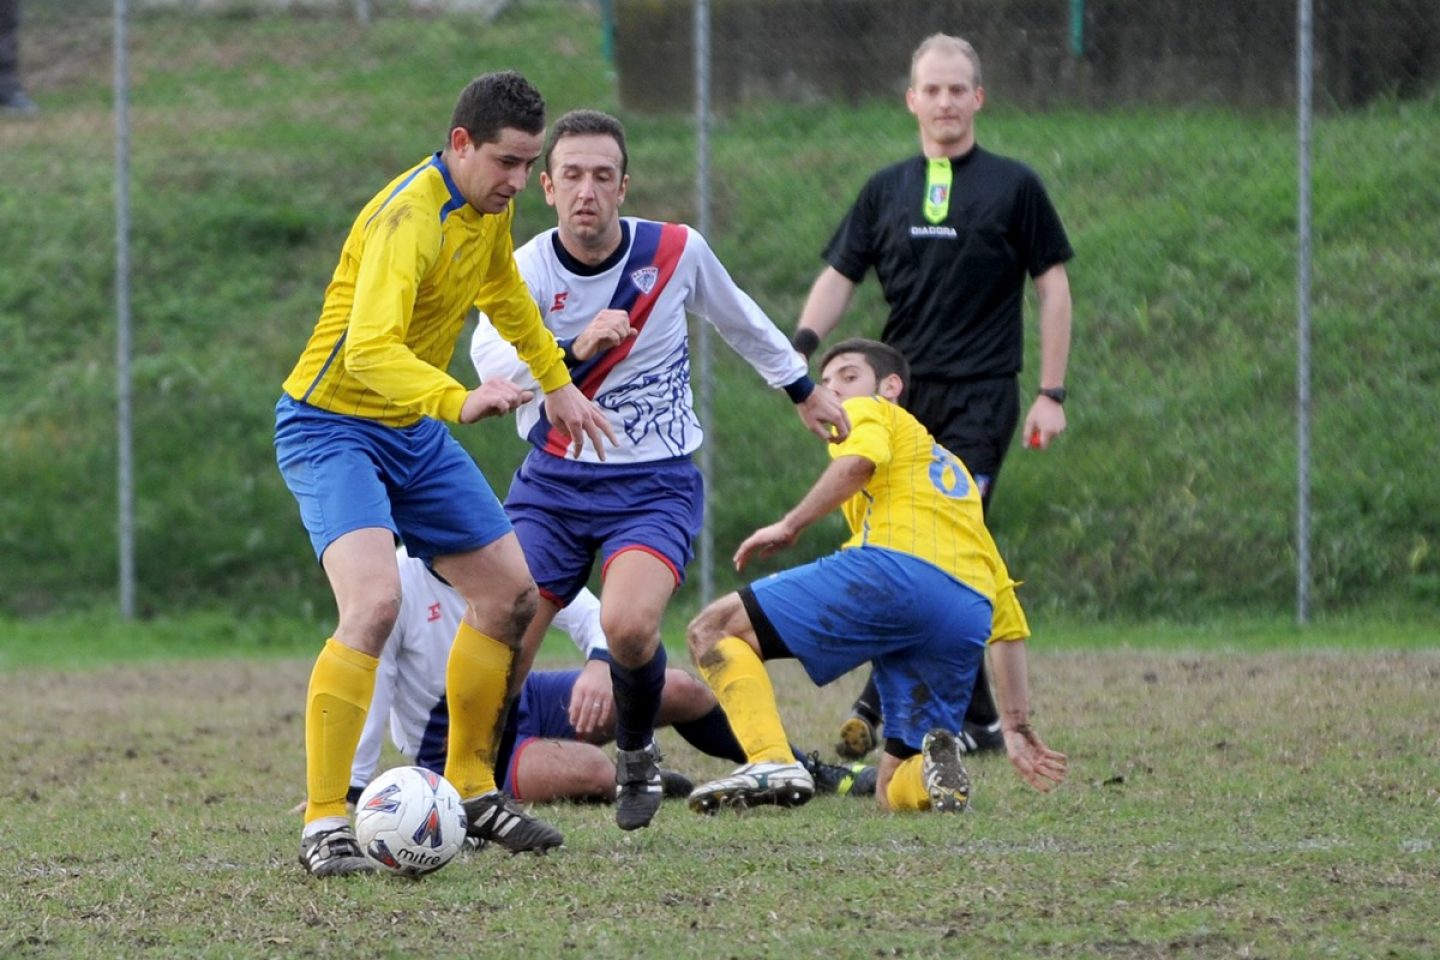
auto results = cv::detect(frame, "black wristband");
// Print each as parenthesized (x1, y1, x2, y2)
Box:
(791, 328, 820, 359)
(783, 375, 816, 404)
(558, 337, 581, 368)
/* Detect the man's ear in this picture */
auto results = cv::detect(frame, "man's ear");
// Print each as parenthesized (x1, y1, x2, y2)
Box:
(540, 171, 557, 208)
(448, 126, 472, 154)
(879, 373, 905, 401)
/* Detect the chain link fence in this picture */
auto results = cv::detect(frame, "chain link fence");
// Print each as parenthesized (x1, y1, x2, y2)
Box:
(613, 0, 1440, 619)
(1, 0, 1435, 621)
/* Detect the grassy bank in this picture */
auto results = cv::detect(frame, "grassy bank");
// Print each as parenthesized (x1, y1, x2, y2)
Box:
(1, 1, 1437, 621)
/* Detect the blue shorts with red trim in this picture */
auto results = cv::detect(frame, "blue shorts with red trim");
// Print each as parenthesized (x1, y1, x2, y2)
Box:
(503, 451, 703, 605)
(499, 669, 582, 797)
(273, 394, 511, 562)
(744, 546, 989, 753)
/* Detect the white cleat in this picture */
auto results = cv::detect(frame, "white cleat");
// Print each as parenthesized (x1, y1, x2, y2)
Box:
(687, 761, 815, 814)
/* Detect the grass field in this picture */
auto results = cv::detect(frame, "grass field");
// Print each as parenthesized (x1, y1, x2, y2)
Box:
(5, 624, 1438, 959)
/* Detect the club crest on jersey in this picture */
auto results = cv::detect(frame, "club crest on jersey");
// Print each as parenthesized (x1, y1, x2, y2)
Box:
(630, 266, 659, 295)
(928, 183, 949, 206)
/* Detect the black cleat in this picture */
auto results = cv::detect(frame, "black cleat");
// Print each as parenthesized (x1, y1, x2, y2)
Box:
(835, 713, 878, 760)
(659, 767, 694, 799)
(962, 720, 1006, 754)
(800, 751, 876, 797)
(463, 791, 563, 854)
(615, 743, 664, 830)
(298, 824, 376, 877)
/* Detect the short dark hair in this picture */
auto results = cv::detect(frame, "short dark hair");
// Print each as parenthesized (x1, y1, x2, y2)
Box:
(820, 338, 911, 393)
(544, 109, 629, 175)
(450, 71, 546, 146)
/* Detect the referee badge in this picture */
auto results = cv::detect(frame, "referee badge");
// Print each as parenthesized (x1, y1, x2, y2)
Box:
(923, 157, 953, 225)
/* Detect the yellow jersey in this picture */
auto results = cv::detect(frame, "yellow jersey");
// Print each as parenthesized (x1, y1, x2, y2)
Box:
(282, 154, 569, 427)
(830, 395, 1030, 641)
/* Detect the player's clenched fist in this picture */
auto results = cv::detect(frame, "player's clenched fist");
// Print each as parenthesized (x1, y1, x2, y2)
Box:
(572, 308, 637, 361)
(460, 378, 535, 423)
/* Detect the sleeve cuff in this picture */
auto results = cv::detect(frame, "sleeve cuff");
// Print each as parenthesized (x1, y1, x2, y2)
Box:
(783, 375, 816, 404)
(558, 337, 581, 369)
(586, 648, 613, 664)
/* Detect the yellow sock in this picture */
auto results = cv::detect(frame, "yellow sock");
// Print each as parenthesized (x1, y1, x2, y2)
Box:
(696, 636, 792, 763)
(304, 638, 379, 824)
(885, 755, 931, 812)
(443, 622, 514, 799)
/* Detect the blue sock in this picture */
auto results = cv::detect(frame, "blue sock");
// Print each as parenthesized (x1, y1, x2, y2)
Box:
(611, 645, 667, 751)
(672, 705, 747, 763)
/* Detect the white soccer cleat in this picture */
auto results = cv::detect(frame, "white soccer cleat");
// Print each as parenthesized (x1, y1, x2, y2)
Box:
(687, 761, 815, 814)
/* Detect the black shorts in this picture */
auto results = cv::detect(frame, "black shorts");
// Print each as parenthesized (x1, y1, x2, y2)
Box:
(903, 375, 1019, 486)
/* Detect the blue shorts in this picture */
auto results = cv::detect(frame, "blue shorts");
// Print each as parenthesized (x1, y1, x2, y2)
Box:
(743, 547, 989, 753)
(504, 452, 703, 605)
(273, 395, 512, 562)
(500, 669, 582, 797)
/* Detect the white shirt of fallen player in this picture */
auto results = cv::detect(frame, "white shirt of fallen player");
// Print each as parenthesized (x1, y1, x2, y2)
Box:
(348, 549, 607, 793)
(470, 216, 808, 465)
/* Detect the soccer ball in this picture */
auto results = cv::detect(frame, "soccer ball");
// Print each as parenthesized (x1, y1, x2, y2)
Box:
(354, 766, 468, 877)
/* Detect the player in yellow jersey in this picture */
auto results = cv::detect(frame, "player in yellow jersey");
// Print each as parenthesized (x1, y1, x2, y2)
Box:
(274, 71, 615, 876)
(686, 338, 1066, 814)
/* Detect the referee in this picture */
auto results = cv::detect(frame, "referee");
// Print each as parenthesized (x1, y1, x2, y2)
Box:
(792, 33, 1074, 759)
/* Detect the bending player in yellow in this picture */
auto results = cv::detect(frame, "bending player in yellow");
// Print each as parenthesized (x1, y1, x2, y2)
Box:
(686, 338, 1067, 813)
(275, 72, 614, 876)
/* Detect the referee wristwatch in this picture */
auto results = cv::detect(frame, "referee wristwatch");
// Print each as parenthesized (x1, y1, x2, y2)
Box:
(1038, 386, 1067, 405)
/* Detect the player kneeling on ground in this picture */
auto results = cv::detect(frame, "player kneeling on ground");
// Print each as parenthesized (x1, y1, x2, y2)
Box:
(686, 338, 1067, 813)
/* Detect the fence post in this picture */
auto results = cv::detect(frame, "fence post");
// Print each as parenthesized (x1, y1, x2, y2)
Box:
(1295, 0, 1313, 625)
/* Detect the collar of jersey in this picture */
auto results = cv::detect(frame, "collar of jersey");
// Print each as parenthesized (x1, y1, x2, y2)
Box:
(430, 151, 470, 222)
(548, 218, 632, 276)
(923, 143, 982, 167)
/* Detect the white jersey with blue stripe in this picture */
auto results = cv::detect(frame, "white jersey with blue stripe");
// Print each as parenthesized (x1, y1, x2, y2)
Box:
(470, 217, 806, 465)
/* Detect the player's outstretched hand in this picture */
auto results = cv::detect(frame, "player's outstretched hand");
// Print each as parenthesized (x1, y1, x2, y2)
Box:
(1003, 724, 1068, 792)
(543, 382, 618, 460)
(797, 383, 851, 443)
(460, 378, 534, 423)
(572, 308, 637, 362)
(567, 659, 616, 742)
(733, 520, 798, 572)
(1022, 396, 1067, 450)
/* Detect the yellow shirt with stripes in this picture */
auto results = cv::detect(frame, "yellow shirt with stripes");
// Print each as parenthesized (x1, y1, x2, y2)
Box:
(830, 395, 1030, 642)
(282, 154, 569, 427)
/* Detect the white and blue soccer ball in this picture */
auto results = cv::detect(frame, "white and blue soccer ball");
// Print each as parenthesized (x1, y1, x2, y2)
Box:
(354, 766, 468, 877)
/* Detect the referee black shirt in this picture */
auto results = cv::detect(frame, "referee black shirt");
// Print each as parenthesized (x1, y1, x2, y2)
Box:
(822, 144, 1073, 382)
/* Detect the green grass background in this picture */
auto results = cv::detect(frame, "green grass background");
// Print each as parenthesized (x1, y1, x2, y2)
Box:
(2, 1, 1436, 628)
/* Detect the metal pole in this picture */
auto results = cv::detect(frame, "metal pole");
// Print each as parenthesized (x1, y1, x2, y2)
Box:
(354, 0, 370, 26)
(1069, 0, 1085, 57)
(694, 0, 714, 604)
(1295, 0, 1313, 625)
(115, 0, 135, 619)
